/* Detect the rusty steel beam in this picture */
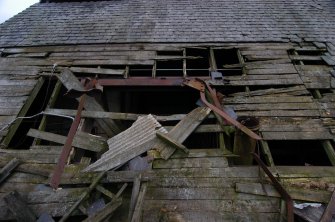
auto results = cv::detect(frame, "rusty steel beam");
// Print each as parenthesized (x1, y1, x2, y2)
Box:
(49, 94, 86, 189)
(98, 77, 209, 86)
(252, 153, 294, 222)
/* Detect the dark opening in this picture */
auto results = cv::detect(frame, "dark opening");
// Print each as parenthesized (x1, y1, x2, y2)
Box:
(128, 65, 152, 77)
(156, 60, 183, 77)
(106, 87, 199, 115)
(300, 60, 328, 65)
(186, 48, 210, 76)
(268, 140, 331, 166)
(156, 50, 183, 56)
(214, 48, 242, 76)
(184, 132, 220, 149)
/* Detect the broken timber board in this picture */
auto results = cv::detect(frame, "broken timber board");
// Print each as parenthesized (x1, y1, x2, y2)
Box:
(0, 158, 20, 184)
(236, 183, 332, 203)
(57, 68, 121, 136)
(153, 107, 211, 159)
(27, 129, 107, 152)
(3, 191, 37, 222)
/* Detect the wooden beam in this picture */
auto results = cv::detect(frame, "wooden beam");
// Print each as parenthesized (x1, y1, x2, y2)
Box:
(0, 158, 20, 184)
(236, 183, 331, 203)
(128, 174, 141, 222)
(154, 107, 211, 159)
(1, 77, 45, 148)
(131, 183, 147, 222)
(27, 129, 107, 152)
(156, 131, 189, 154)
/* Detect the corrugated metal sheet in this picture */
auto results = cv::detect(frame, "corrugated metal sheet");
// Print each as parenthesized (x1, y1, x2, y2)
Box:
(84, 114, 167, 172)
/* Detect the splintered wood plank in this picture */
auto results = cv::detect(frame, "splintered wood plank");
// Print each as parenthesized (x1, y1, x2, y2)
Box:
(153, 157, 228, 169)
(27, 129, 108, 152)
(154, 107, 211, 159)
(169, 149, 235, 159)
(236, 183, 331, 203)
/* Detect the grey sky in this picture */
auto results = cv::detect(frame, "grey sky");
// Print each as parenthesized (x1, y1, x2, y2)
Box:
(0, 0, 39, 24)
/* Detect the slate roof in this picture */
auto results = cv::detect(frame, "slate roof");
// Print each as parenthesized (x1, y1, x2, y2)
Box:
(0, 0, 335, 47)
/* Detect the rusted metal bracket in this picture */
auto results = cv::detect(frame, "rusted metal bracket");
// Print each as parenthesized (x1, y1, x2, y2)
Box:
(183, 78, 262, 140)
(50, 78, 97, 189)
(252, 153, 294, 222)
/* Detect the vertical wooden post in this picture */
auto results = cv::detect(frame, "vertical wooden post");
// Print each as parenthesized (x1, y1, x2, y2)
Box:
(183, 48, 187, 77)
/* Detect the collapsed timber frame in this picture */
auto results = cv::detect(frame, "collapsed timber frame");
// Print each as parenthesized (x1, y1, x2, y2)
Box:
(0, 42, 335, 221)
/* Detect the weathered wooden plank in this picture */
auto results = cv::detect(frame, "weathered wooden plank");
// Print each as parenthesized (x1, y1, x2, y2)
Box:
(246, 66, 297, 75)
(131, 183, 147, 222)
(156, 131, 189, 154)
(224, 96, 313, 104)
(210, 78, 303, 86)
(290, 55, 323, 61)
(154, 107, 212, 159)
(144, 199, 279, 213)
(70, 67, 124, 76)
(84, 115, 167, 172)
(7, 52, 49, 58)
(129, 175, 141, 221)
(262, 131, 333, 140)
(142, 210, 280, 222)
(170, 149, 236, 159)
(235, 110, 320, 117)
(236, 183, 331, 203)
(227, 74, 301, 80)
(153, 157, 228, 169)
(145, 187, 270, 200)
(227, 102, 318, 111)
(3, 191, 36, 222)
(27, 129, 108, 152)
(0, 150, 61, 164)
(229, 85, 309, 97)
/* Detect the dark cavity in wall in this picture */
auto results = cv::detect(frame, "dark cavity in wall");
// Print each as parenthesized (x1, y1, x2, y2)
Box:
(156, 60, 183, 77)
(268, 140, 332, 166)
(128, 65, 152, 77)
(214, 48, 242, 76)
(186, 48, 210, 76)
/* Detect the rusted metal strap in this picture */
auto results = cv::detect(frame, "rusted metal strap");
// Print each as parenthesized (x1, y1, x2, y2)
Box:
(50, 94, 86, 189)
(182, 78, 262, 140)
(252, 153, 294, 222)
